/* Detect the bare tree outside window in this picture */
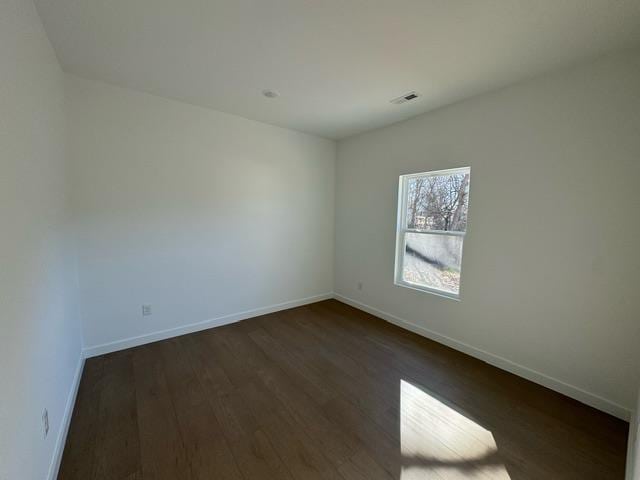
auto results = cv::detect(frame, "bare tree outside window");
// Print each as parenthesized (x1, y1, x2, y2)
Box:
(395, 168, 470, 297)
(406, 172, 470, 232)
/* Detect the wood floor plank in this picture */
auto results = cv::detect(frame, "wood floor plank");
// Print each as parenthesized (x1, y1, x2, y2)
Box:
(248, 326, 337, 404)
(258, 312, 396, 418)
(204, 323, 362, 470)
(209, 388, 295, 480)
(58, 357, 105, 480)
(155, 339, 244, 480)
(337, 449, 395, 480)
(132, 344, 189, 480)
(92, 351, 141, 479)
(321, 396, 405, 479)
(58, 300, 629, 480)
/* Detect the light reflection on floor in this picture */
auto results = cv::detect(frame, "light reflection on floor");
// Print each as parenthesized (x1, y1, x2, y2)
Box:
(400, 380, 511, 479)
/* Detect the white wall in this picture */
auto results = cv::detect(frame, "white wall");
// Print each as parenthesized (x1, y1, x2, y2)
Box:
(66, 76, 335, 352)
(335, 49, 640, 419)
(0, 1, 82, 479)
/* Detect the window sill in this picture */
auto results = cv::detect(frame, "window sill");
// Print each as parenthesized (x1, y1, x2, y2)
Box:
(394, 280, 461, 301)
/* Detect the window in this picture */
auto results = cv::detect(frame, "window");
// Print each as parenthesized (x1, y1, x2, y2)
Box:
(395, 167, 470, 298)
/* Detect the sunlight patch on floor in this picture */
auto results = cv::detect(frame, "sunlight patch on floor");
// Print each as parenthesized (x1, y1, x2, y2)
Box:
(400, 380, 511, 479)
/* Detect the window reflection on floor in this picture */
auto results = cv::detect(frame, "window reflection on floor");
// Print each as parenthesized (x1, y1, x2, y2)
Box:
(400, 380, 511, 479)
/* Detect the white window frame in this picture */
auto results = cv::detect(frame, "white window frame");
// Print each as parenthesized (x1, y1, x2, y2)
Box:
(394, 166, 470, 300)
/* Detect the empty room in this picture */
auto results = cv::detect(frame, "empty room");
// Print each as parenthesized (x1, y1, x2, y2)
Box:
(2, 0, 640, 479)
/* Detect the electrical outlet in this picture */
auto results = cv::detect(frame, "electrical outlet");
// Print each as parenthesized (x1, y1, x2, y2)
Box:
(142, 304, 152, 316)
(357, 282, 363, 291)
(42, 408, 49, 438)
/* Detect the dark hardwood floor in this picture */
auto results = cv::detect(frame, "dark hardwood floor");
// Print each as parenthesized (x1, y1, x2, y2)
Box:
(58, 300, 628, 479)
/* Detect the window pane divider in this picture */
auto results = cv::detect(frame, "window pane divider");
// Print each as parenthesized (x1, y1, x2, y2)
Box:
(403, 229, 466, 237)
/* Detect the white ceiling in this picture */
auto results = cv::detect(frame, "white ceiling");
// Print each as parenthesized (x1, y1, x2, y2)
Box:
(36, 0, 640, 139)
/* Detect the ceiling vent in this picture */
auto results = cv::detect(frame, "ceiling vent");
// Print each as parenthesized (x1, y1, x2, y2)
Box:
(390, 91, 421, 105)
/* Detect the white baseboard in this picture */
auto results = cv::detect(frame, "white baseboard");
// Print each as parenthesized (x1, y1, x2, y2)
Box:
(333, 293, 631, 421)
(627, 406, 639, 480)
(83, 293, 334, 358)
(47, 351, 85, 480)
